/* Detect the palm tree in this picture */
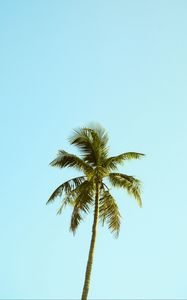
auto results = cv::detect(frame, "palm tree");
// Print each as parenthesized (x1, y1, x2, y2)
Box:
(47, 124, 145, 300)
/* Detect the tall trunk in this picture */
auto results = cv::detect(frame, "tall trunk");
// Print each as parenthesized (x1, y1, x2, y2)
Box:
(81, 183, 100, 300)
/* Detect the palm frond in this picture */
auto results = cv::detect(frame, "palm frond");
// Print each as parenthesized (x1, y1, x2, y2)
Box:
(70, 180, 94, 234)
(50, 150, 93, 176)
(109, 173, 142, 207)
(99, 190, 121, 237)
(46, 176, 86, 204)
(70, 206, 83, 234)
(60, 180, 94, 219)
(56, 195, 74, 215)
(69, 125, 109, 166)
(104, 152, 145, 171)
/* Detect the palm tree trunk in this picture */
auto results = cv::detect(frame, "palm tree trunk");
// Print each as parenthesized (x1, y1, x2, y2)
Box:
(81, 183, 100, 300)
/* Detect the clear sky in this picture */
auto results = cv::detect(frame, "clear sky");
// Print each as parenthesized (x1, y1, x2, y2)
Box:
(1, 0, 187, 299)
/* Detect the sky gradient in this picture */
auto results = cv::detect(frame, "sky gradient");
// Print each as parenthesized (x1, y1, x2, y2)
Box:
(1, 0, 187, 299)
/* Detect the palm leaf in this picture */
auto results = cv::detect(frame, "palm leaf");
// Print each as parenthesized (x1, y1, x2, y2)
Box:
(56, 195, 74, 215)
(104, 152, 145, 171)
(69, 126, 109, 166)
(70, 206, 83, 234)
(109, 173, 142, 207)
(47, 176, 86, 204)
(50, 150, 93, 176)
(70, 180, 94, 234)
(58, 180, 93, 217)
(99, 190, 121, 238)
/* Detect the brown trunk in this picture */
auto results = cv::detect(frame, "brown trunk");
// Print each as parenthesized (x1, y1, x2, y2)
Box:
(81, 184, 99, 300)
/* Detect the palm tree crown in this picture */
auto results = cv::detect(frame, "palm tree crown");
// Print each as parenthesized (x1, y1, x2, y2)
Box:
(47, 125, 144, 237)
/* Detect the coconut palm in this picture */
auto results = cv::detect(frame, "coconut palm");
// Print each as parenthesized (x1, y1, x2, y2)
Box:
(47, 125, 145, 300)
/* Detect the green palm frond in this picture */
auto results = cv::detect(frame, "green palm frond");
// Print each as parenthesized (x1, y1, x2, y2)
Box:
(109, 173, 142, 207)
(87, 124, 109, 151)
(104, 152, 145, 171)
(70, 206, 83, 234)
(50, 150, 93, 176)
(99, 190, 121, 237)
(57, 180, 94, 217)
(46, 176, 86, 204)
(56, 195, 74, 215)
(70, 180, 94, 234)
(69, 126, 109, 166)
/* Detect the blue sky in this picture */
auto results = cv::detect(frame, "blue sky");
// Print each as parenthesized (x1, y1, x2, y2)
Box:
(1, 0, 187, 299)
